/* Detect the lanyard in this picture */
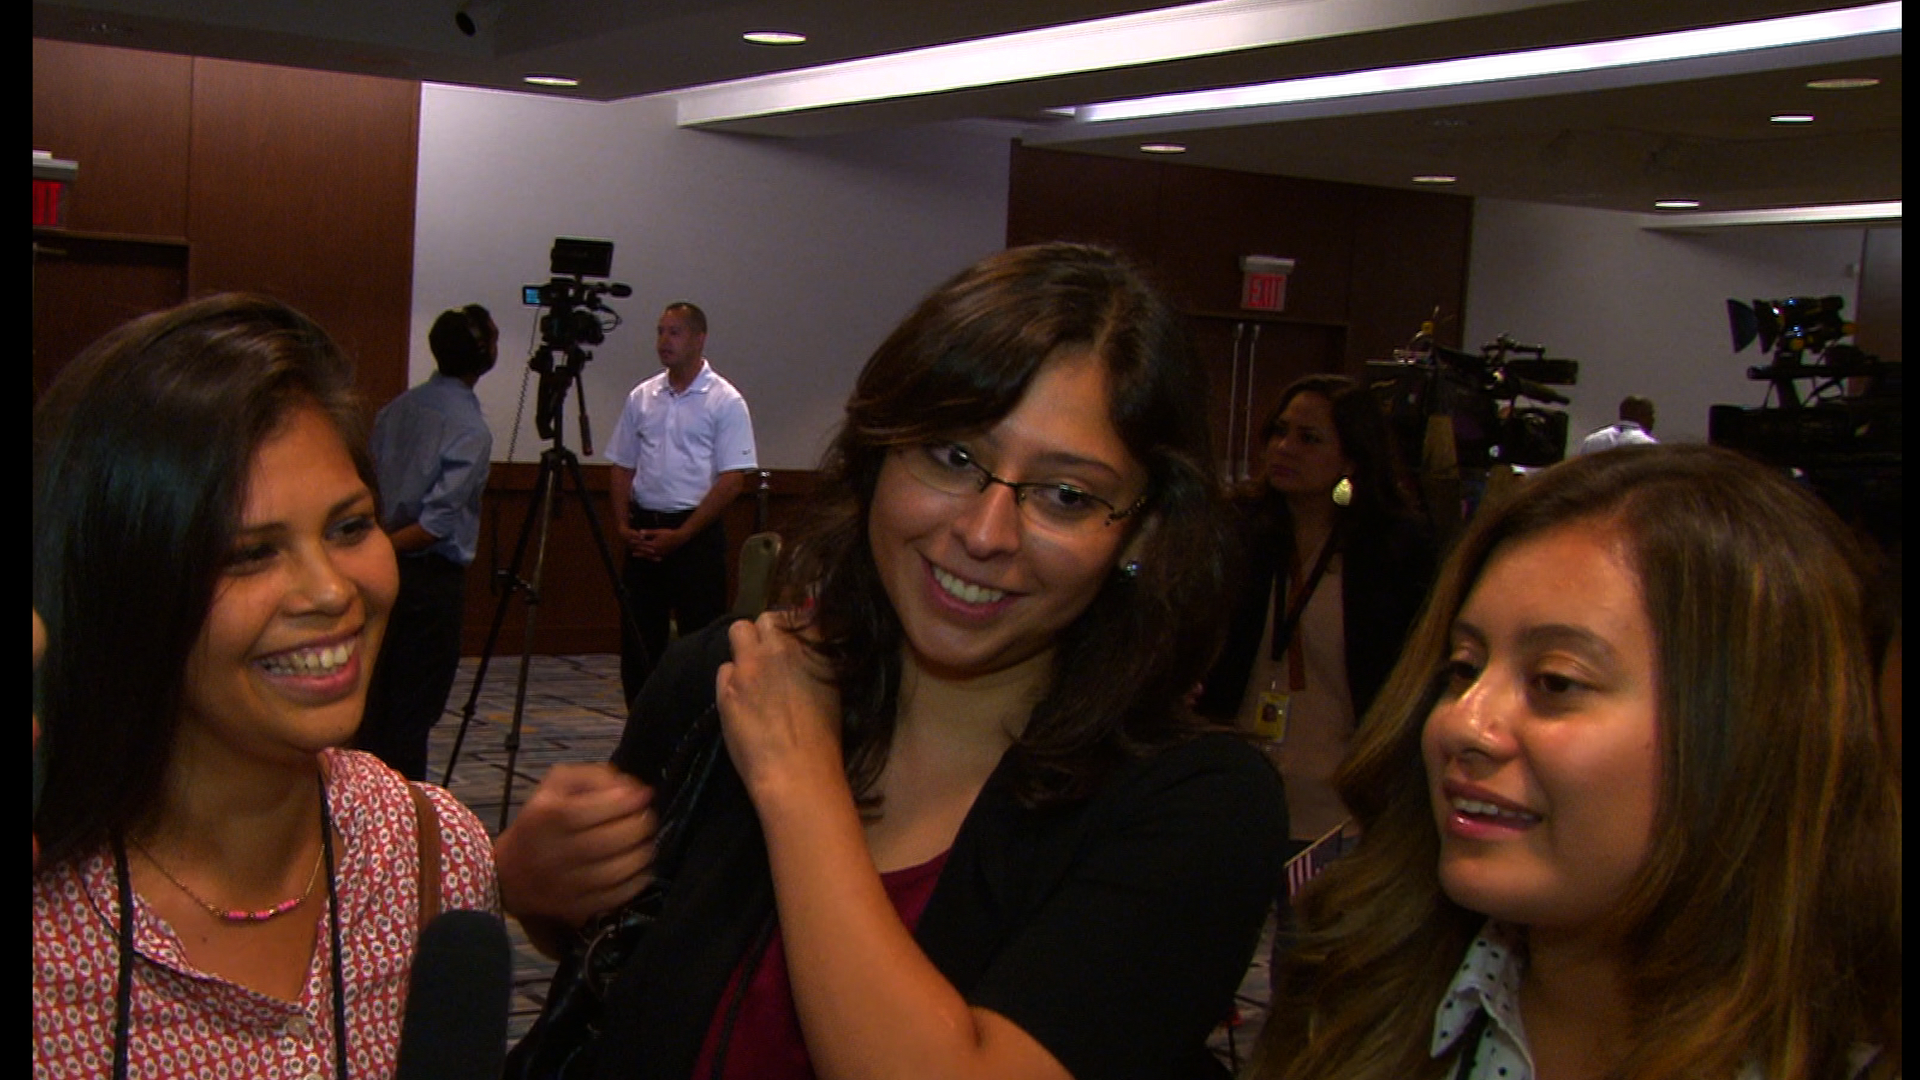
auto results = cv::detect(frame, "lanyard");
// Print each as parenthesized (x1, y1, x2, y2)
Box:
(1269, 522, 1343, 686)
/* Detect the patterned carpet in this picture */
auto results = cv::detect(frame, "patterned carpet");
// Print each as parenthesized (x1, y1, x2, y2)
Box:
(424, 653, 1278, 1069)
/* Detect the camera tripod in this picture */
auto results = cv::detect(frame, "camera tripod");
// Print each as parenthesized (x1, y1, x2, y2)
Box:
(438, 355, 645, 833)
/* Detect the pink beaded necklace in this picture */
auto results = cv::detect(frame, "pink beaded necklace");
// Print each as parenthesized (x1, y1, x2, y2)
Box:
(128, 835, 324, 922)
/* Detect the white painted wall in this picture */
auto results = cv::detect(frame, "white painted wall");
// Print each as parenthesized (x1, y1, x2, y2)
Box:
(411, 84, 1013, 469)
(1462, 198, 1867, 448)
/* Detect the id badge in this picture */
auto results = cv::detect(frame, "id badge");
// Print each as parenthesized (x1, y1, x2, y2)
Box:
(1254, 688, 1291, 742)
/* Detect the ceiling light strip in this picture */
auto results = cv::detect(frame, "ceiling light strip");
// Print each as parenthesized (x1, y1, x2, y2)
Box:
(1074, 2, 1901, 124)
(1640, 201, 1900, 229)
(675, 0, 1578, 127)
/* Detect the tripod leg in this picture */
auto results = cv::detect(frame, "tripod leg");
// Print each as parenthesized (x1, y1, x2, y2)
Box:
(438, 457, 551, 789)
(558, 448, 651, 686)
(496, 452, 567, 833)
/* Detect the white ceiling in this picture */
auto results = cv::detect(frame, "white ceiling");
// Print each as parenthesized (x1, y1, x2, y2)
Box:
(33, 0, 1902, 216)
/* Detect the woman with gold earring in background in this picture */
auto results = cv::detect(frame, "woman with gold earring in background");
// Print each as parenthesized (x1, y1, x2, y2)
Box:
(1197, 374, 1437, 868)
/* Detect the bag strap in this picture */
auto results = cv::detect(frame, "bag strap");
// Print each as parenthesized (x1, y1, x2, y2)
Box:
(410, 783, 443, 925)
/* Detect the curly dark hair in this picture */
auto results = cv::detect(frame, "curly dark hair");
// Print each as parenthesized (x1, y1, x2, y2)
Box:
(776, 242, 1234, 806)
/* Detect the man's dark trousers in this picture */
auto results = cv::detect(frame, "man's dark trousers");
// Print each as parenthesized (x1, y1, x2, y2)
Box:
(621, 506, 728, 711)
(358, 551, 467, 781)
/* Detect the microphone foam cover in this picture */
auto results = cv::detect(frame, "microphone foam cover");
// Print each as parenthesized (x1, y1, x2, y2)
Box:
(395, 910, 513, 1080)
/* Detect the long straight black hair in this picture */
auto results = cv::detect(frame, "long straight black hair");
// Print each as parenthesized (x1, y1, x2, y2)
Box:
(32, 293, 370, 869)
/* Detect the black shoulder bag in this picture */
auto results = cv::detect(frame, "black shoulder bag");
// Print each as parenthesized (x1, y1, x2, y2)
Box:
(503, 700, 727, 1080)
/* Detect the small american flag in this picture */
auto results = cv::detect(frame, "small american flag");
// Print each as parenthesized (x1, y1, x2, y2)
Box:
(1283, 820, 1356, 899)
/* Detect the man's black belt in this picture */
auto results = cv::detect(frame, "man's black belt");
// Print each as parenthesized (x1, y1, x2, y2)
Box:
(630, 507, 696, 528)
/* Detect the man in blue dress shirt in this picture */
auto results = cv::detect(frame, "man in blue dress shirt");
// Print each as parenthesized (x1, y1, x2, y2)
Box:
(359, 304, 498, 780)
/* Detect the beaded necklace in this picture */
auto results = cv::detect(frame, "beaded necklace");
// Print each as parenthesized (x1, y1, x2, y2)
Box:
(109, 776, 348, 1080)
(127, 833, 324, 922)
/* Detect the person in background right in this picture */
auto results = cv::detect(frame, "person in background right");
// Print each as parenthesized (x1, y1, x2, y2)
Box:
(1196, 374, 1436, 861)
(1249, 444, 1902, 1080)
(1576, 394, 1657, 455)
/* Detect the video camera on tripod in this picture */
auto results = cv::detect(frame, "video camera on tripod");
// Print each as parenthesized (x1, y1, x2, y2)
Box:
(444, 236, 646, 828)
(1367, 316, 1581, 470)
(522, 236, 631, 445)
(1711, 294, 1899, 474)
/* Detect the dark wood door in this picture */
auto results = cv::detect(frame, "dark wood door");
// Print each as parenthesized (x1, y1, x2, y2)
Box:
(32, 233, 189, 402)
(1187, 313, 1346, 484)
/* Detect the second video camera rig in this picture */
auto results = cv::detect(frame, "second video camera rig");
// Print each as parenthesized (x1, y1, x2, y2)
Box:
(1368, 314, 1581, 470)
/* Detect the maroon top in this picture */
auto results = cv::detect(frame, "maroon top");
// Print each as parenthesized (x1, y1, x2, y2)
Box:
(689, 848, 952, 1080)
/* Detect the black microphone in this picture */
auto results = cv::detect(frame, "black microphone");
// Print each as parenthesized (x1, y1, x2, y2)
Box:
(395, 911, 513, 1080)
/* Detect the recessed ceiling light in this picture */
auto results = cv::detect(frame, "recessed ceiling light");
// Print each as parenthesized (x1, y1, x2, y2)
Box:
(1654, 199, 1702, 209)
(1139, 142, 1187, 154)
(1770, 113, 1816, 123)
(523, 74, 579, 87)
(1805, 76, 1881, 89)
(743, 31, 807, 46)
(1412, 174, 1458, 184)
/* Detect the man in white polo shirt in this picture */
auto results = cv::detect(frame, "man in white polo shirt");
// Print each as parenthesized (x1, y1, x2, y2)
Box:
(1577, 394, 1658, 455)
(605, 301, 758, 707)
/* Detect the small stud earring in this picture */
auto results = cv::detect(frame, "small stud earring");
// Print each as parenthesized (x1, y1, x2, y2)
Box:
(1331, 477, 1353, 507)
(1119, 560, 1143, 579)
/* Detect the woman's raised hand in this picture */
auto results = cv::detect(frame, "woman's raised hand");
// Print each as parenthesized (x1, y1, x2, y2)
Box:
(494, 763, 658, 931)
(716, 612, 847, 809)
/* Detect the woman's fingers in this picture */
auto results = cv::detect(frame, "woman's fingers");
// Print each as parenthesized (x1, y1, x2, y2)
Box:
(495, 763, 659, 927)
(717, 615, 844, 801)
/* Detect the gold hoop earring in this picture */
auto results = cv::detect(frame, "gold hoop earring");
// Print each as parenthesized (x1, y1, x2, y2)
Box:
(1331, 477, 1353, 507)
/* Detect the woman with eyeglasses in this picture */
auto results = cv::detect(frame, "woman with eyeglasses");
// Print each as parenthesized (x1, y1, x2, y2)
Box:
(495, 242, 1288, 1079)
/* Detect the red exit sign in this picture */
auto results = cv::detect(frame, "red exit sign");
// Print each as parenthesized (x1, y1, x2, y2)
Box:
(1238, 255, 1295, 312)
(34, 178, 68, 227)
(1241, 272, 1288, 311)
(33, 153, 77, 228)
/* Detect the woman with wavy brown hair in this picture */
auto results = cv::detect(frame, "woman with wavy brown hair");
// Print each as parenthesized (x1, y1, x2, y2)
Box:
(1249, 444, 1900, 1080)
(497, 242, 1287, 1080)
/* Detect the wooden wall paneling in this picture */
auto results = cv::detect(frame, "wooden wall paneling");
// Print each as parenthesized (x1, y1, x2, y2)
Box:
(186, 57, 420, 410)
(1151, 166, 1358, 322)
(1007, 145, 1475, 492)
(461, 466, 824, 655)
(1190, 314, 1347, 481)
(1343, 186, 1475, 370)
(32, 40, 192, 238)
(1006, 145, 1166, 270)
(461, 461, 626, 656)
(31, 234, 189, 400)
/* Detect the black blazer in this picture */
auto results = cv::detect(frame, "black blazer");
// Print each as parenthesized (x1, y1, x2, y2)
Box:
(1195, 490, 1438, 723)
(593, 619, 1287, 1080)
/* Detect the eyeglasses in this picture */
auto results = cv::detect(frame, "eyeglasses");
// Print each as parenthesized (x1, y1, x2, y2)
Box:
(897, 443, 1147, 534)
